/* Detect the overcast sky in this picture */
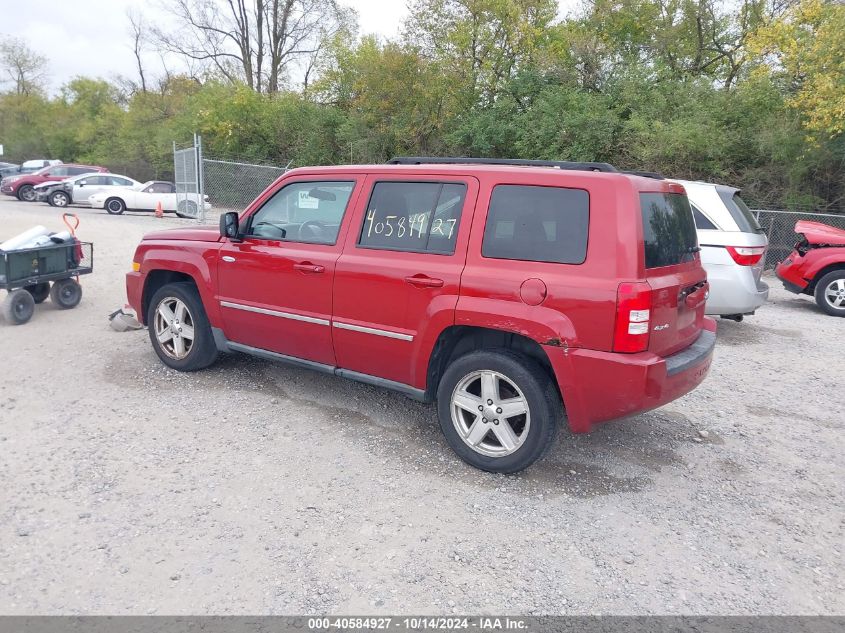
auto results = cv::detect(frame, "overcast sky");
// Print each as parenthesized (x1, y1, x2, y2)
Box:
(0, 0, 580, 94)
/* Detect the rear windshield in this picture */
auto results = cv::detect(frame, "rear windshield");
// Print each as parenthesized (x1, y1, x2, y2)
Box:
(640, 193, 698, 268)
(718, 190, 762, 233)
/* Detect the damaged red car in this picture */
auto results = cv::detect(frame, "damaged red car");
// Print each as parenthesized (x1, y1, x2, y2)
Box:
(776, 220, 845, 317)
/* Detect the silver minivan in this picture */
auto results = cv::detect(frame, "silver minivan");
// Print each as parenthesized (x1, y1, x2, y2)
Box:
(671, 180, 769, 321)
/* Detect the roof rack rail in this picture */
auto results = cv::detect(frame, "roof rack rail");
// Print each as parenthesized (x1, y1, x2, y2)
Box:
(388, 156, 620, 173)
(624, 170, 665, 180)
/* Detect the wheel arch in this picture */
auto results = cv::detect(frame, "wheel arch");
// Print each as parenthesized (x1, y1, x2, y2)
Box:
(807, 261, 845, 293)
(425, 325, 562, 405)
(141, 270, 197, 325)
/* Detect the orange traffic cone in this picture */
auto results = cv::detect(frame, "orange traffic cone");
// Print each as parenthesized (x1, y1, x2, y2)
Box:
(155, 201, 163, 218)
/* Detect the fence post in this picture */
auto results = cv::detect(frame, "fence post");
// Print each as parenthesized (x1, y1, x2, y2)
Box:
(196, 134, 204, 224)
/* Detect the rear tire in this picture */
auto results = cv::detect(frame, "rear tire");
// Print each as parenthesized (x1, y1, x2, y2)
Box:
(814, 270, 845, 317)
(105, 197, 126, 215)
(17, 185, 35, 202)
(50, 278, 82, 309)
(436, 349, 560, 474)
(2, 289, 35, 324)
(147, 282, 218, 371)
(25, 282, 50, 304)
(176, 200, 198, 219)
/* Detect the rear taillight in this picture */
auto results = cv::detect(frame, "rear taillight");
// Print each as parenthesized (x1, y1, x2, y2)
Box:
(613, 282, 652, 353)
(725, 246, 765, 266)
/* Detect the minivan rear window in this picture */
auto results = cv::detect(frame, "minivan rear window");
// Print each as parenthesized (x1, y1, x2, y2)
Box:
(640, 193, 698, 268)
(717, 189, 763, 233)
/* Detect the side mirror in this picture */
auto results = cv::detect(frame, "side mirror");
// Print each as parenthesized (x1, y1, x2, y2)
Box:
(220, 211, 241, 240)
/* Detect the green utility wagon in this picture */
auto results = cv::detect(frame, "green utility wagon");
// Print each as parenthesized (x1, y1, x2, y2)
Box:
(0, 240, 93, 324)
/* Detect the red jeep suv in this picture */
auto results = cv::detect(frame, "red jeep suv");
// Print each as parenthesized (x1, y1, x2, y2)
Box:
(126, 157, 716, 473)
(1, 163, 109, 201)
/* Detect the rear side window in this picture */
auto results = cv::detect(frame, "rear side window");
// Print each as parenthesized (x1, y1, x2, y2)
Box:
(691, 203, 717, 230)
(358, 182, 467, 255)
(482, 185, 589, 264)
(640, 193, 698, 268)
(718, 190, 762, 233)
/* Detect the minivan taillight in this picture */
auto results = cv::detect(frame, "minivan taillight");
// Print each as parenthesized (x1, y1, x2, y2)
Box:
(613, 282, 652, 353)
(725, 245, 765, 266)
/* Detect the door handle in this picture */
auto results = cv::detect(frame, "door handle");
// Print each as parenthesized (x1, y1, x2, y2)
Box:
(222, 256, 236, 263)
(404, 275, 444, 288)
(294, 262, 325, 274)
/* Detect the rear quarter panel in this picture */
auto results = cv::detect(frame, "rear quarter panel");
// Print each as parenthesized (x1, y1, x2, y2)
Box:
(457, 171, 641, 353)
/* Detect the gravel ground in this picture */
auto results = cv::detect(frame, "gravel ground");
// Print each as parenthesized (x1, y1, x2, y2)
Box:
(0, 198, 842, 616)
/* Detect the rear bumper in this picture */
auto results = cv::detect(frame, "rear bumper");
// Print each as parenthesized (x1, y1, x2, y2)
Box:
(126, 271, 144, 321)
(704, 263, 768, 315)
(775, 257, 809, 293)
(547, 318, 717, 433)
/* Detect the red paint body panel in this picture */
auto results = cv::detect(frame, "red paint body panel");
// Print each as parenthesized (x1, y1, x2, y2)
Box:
(143, 226, 221, 242)
(127, 163, 715, 433)
(775, 221, 845, 293)
(794, 221, 845, 246)
(548, 317, 716, 433)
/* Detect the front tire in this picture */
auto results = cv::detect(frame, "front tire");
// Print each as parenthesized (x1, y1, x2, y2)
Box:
(814, 270, 845, 317)
(2, 289, 35, 324)
(50, 191, 70, 207)
(147, 282, 218, 371)
(436, 349, 560, 473)
(17, 185, 36, 202)
(105, 197, 126, 215)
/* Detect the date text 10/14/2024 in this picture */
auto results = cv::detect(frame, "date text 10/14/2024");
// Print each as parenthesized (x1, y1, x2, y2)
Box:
(307, 617, 529, 631)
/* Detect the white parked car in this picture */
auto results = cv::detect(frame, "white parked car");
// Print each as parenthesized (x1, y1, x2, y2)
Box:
(87, 181, 212, 218)
(671, 179, 769, 321)
(34, 172, 142, 207)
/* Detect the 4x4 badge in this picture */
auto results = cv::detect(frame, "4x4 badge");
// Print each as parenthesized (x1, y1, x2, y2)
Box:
(653, 323, 670, 331)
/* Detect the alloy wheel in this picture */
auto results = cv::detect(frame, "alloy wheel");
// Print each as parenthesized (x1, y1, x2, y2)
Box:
(153, 297, 196, 360)
(823, 278, 845, 309)
(450, 370, 531, 457)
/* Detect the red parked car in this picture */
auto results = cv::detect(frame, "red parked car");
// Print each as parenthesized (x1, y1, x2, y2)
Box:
(1, 164, 109, 202)
(776, 220, 845, 317)
(126, 158, 716, 473)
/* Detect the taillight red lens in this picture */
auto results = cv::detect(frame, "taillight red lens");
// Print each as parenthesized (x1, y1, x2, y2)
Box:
(613, 282, 652, 353)
(726, 246, 765, 266)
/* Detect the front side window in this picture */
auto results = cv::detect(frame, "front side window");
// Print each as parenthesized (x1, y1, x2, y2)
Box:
(640, 193, 698, 268)
(482, 185, 589, 264)
(47, 167, 69, 177)
(247, 181, 355, 245)
(358, 182, 467, 254)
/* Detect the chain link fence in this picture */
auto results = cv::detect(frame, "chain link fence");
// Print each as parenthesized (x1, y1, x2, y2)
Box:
(754, 210, 845, 270)
(202, 158, 291, 221)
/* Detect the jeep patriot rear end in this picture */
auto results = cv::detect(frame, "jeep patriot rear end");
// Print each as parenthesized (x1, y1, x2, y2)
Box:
(126, 158, 716, 473)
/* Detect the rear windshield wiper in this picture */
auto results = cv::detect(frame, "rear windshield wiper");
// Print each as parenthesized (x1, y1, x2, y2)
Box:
(685, 246, 702, 253)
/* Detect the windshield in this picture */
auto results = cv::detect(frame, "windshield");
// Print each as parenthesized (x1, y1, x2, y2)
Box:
(640, 192, 699, 268)
(718, 189, 762, 233)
